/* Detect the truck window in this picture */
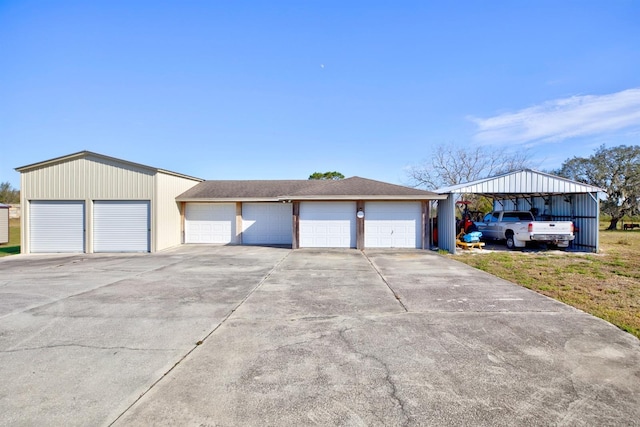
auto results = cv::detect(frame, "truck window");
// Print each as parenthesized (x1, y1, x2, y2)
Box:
(503, 213, 519, 222)
(492, 212, 500, 222)
(501, 212, 533, 221)
(483, 213, 493, 222)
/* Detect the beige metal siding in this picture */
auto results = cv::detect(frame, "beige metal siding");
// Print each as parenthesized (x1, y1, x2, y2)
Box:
(154, 172, 201, 251)
(21, 154, 155, 253)
(21, 156, 154, 200)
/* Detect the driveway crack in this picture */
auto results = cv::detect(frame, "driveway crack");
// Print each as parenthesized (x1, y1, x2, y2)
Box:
(1, 343, 178, 353)
(361, 252, 408, 312)
(338, 327, 412, 426)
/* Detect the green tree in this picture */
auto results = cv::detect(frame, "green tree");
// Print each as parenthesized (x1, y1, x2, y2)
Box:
(554, 145, 640, 230)
(308, 171, 345, 180)
(0, 182, 20, 204)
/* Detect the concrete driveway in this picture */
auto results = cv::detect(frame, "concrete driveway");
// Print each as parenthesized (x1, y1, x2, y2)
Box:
(1, 246, 638, 426)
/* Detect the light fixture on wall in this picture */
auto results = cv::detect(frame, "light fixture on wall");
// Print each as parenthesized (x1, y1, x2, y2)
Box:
(357, 208, 365, 219)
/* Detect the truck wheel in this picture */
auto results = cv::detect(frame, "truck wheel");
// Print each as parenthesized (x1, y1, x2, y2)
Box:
(506, 232, 516, 250)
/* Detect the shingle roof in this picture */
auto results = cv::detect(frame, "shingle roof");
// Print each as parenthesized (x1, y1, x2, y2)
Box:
(176, 180, 323, 200)
(176, 177, 445, 201)
(284, 177, 441, 197)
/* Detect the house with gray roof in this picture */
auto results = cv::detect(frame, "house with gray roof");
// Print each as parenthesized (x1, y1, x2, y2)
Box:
(177, 177, 446, 249)
(16, 152, 446, 253)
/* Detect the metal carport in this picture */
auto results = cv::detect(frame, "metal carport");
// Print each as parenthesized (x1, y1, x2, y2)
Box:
(434, 169, 605, 254)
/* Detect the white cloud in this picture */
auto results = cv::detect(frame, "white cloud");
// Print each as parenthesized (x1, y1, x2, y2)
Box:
(469, 88, 640, 145)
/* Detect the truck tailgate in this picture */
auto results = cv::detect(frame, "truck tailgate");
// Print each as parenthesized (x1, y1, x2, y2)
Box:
(530, 222, 573, 233)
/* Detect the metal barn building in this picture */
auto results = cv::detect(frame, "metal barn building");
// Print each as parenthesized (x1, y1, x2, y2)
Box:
(435, 169, 605, 254)
(16, 151, 202, 253)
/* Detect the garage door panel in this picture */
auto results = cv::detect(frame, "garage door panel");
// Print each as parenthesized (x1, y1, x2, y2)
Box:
(299, 202, 356, 248)
(185, 203, 235, 244)
(30, 201, 85, 253)
(94, 201, 150, 252)
(365, 202, 422, 248)
(242, 203, 292, 245)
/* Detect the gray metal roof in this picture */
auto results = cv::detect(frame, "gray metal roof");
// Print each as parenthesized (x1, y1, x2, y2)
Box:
(435, 169, 605, 196)
(177, 176, 446, 201)
(15, 151, 203, 182)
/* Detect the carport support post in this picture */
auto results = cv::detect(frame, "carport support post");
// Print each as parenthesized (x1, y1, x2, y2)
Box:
(356, 200, 365, 250)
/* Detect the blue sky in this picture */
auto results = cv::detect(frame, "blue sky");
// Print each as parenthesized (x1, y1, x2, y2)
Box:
(2, 1, 639, 189)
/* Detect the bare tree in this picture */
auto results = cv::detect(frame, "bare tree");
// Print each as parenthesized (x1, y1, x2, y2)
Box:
(406, 143, 533, 190)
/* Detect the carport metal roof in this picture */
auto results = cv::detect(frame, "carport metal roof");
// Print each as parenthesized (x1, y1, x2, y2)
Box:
(433, 169, 605, 254)
(435, 169, 604, 197)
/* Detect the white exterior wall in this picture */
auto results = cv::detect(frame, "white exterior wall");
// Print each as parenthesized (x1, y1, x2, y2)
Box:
(154, 172, 200, 251)
(20, 155, 154, 254)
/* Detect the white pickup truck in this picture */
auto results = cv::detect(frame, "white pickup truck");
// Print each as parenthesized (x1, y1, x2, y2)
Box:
(475, 211, 575, 250)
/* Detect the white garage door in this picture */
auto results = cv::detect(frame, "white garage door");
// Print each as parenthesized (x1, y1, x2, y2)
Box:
(365, 202, 422, 248)
(242, 203, 292, 245)
(94, 201, 150, 252)
(299, 202, 356, 248)
(30, 201, 85, 253)
(185, 203, 236, 244)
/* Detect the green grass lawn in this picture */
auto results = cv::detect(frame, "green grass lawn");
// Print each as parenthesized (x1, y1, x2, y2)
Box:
(0, 218, 20, 256)
(451, 227, 640, 339)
